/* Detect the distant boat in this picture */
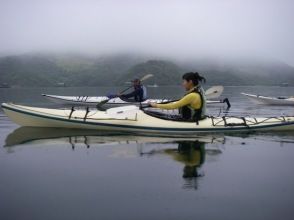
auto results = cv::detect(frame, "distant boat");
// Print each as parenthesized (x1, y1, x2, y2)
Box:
(147, 84, 158, 88)
(0, 83, 10, 88)
(280, 83, 289, 87)
(56, 82, 66, 87)
(241, 93, 294, 105)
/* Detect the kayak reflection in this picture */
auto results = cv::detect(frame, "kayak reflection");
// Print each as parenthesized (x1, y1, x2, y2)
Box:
(4, 127, 225, 147)
(5, 127, 224, 190)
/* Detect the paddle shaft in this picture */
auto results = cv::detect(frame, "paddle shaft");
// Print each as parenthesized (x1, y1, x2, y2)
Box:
(119, 86, 132, 94)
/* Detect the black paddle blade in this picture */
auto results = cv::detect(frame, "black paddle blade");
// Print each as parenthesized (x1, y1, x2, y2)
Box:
(223, 98, 231, 109)
(96, 99, 109, 108)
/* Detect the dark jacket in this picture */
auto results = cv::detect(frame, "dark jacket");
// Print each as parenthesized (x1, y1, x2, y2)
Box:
(121, 85, 144, 102)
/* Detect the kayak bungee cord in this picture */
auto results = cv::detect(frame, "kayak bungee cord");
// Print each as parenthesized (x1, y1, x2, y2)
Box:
(140, 102, 293, 128)
(63, 106, 99, 120)
(63, 106, 138, 121)
(208, 115, 291, 128)
(76, 96, 89, 102)
(65, 105, 292, 128)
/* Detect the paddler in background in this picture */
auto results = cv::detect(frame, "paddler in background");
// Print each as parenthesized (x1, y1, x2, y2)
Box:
(150, 72, 206, 122)
(108, 78, 147, 102)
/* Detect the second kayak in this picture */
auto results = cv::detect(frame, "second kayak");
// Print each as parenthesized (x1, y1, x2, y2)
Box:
(42, 94, 231, 108)
(241, 93, 294, 105)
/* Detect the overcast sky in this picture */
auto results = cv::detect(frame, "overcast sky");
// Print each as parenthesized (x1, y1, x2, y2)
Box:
(0, 0, 293, 65)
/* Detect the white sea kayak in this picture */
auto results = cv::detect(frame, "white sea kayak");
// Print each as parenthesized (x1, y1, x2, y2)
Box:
(42, 94, 168, 107)
(2, 103, 294, 134)
(42, 94, 230, 108)
(241, 93, 294, 105)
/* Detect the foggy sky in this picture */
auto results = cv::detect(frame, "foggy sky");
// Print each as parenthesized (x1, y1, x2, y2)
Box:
(0, 0, 294, 65)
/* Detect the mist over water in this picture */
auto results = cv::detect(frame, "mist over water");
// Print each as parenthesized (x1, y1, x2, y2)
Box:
(0, 0, 294, 65)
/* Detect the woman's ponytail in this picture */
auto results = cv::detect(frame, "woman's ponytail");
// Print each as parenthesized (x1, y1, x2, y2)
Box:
(182, 72, 206, 85)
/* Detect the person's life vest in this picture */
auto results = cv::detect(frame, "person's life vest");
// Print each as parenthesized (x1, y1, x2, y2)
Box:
(179, 86, 206, 123)
(134, 85, 147, 102)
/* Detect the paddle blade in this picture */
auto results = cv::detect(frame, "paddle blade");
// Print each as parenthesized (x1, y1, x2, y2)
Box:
(96, 98, 110, 108)
(205, 86, 224, 99)
(140, 74, 154, 82)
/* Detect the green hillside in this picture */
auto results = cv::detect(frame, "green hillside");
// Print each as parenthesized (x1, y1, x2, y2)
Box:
(0, 53, 294, 87)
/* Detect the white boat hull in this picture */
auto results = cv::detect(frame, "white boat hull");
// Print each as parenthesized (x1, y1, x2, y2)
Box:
(42, 94, 228, 108)
(2, 103, 294, 134)
(242, 93, 294, 105)
(42, 94, 169, 107)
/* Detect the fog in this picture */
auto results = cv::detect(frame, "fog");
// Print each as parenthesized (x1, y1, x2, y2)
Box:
(0, 0, 293, 65)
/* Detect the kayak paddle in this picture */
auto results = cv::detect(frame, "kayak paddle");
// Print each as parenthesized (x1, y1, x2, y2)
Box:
(205, 86, 224, 99)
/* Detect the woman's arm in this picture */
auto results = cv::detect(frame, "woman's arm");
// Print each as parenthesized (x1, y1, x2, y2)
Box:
(153, 93, 199, 110)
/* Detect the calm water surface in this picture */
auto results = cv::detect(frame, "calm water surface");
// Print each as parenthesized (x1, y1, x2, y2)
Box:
(0, 86, 294, 220)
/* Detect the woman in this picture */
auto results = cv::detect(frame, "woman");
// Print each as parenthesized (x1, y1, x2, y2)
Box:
(150, 72, 206, 122)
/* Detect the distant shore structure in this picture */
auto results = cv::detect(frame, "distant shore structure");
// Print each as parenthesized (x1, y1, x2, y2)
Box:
(0, 83, 10, 88)
(56, 82, 66, 87)
(280, 82, 289, 87)
(147, 84, 158, 88)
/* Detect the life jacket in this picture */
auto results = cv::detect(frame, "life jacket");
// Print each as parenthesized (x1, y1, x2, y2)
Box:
(134, 85, 147, 102)
(179, 86, 206, 123)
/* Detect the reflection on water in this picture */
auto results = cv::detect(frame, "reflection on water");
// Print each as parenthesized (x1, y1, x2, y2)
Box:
(139, 140, 207, 189)
(4, 127, 226, 147)
(1, 129, 294, 219)
(4, 127, 225, 190)
(5, 126, 294, 192)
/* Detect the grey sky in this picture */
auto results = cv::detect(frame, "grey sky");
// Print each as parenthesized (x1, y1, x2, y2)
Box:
(0, 0, 293, 65)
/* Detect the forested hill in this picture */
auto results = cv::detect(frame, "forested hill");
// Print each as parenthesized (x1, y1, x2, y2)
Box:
(0, 53, 294, 87)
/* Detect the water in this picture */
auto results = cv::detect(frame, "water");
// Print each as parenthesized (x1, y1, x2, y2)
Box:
(1, 86, 294, 220)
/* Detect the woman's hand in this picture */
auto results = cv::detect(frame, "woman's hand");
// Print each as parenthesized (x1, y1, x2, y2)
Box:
(149, 102, 157, 108)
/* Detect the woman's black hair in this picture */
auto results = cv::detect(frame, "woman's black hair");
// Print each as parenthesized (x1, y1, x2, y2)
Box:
(182, 72, 206, 85)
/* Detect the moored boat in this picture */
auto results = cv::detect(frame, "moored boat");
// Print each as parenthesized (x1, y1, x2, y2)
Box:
(241, 93, 294, 105)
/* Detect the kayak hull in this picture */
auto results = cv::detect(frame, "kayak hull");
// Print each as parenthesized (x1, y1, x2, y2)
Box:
(241, 93, 294, 105)
(2, 103, 294, 135)
(42, 94, 170, 107)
